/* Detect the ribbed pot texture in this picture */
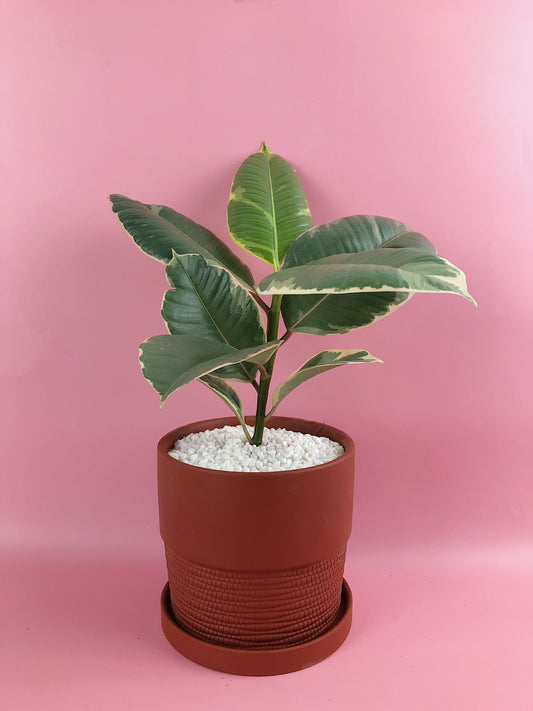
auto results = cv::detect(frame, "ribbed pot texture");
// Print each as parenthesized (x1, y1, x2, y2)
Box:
(157, 416, 355, 651)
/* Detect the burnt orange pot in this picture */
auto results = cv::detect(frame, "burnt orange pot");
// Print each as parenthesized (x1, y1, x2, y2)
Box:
(157, 416, 355, 676)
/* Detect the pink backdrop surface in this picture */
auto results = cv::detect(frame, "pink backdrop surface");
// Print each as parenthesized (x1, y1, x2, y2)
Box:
(2, 1, 532, 708)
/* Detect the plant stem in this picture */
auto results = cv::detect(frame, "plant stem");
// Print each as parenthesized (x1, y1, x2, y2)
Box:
(251, 294, 282, 445)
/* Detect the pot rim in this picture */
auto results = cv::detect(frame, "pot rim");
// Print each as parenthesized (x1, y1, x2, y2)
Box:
(157, 415, 355, 476)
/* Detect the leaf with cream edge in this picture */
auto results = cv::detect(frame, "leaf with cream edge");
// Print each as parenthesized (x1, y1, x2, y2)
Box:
(285, 216, 414, 260)
(139, 336, 282, 404)
(198, 374, 251, 442)
(279, 217, 437, 335)
(110, 194, 255, 289)
(267, 349, 382, 419)
(259, 248, 475, 302)
(162, 252, 265, 382)
(227, 142, 313, 270)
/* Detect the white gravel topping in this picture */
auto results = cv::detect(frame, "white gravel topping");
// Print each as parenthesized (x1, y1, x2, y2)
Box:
(168, 425, 344, 472)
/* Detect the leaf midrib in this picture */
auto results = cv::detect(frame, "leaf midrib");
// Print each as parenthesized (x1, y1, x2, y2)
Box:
(266, 152, 280, 271)
(287, 294, 330, 333)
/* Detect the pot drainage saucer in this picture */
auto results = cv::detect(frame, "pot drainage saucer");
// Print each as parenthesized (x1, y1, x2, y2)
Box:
(160, 579, 352, 676)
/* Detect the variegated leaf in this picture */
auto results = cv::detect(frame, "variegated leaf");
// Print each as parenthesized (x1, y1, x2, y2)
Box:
(139, 336, 281, 404)
(162, 253, 265, 382)
(279, 219, 434, 335)
(110, 194, 254, 288)
(227, 142, 313, 269)
(268, 349, 381, 418)
(283, 216, 412, 264)
(198, 374, 251, 440)
(259, 248, 474, 302)
(279, 291, 411, 335)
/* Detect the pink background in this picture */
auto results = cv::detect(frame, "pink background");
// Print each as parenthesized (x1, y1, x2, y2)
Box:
(2, 1, 532, 708)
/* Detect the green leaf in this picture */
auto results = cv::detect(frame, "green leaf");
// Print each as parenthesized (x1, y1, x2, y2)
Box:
(227, 142, 313, 269)
(284, 216, 412, 263)
(258, 247, 475, 303)
(279, 216, 418, 335)
(268, 349, 382, 418)
(110, 194, 254, 288)
(198, 374, 251, 440)
(277, 218, 464, 335)
(162, 253, 265, 382)
(282, 291, 411, 335)
(139, 335, 281, 404)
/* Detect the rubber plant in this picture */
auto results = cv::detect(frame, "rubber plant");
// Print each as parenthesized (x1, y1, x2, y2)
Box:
(110, 143, 474, 445)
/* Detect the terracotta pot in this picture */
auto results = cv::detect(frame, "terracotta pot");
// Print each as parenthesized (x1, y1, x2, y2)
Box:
(157, 416, 355, 675)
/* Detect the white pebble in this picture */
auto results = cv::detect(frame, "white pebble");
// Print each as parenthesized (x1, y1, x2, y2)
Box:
(168, 425, 344, 472)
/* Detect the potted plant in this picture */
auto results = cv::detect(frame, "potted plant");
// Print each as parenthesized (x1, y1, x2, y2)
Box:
(110, 143, 474, 676)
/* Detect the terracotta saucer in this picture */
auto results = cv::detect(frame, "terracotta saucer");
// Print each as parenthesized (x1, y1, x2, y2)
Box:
(160, 579, 353, 676)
